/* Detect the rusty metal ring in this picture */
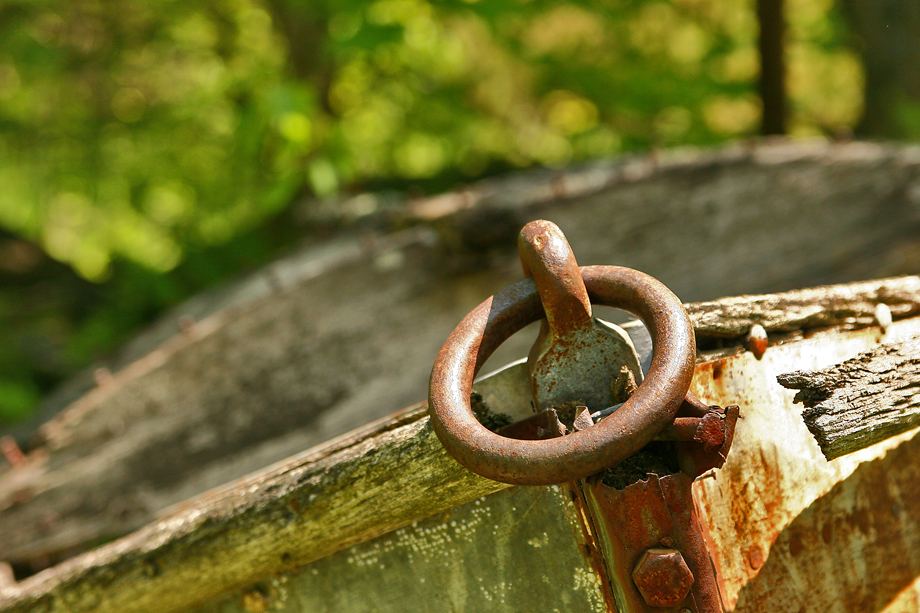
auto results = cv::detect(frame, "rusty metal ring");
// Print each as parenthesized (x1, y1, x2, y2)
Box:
(428, 266, 695, 486)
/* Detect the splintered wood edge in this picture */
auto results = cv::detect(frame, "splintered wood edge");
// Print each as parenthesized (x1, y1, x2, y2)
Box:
(2, 275, 920, 613)
(779, 337, 920, 460)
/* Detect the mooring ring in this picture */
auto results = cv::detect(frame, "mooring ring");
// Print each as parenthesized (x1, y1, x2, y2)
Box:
(428, 266, 695, 485)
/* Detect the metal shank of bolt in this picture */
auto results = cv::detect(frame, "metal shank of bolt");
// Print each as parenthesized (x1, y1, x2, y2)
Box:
(429, 220, 739, 613)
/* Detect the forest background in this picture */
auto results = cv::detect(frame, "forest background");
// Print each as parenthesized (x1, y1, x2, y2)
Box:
(0, 0, 916, 423)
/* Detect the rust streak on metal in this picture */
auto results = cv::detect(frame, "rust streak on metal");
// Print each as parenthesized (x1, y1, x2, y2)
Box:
(661, 417, 719, 444)
(585, 472, 725, 613)
(581, 399, 737, 612)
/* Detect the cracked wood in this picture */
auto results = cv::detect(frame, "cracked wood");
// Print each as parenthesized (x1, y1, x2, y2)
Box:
(687, 276, 920, 339)
(778, 337, 920, 459)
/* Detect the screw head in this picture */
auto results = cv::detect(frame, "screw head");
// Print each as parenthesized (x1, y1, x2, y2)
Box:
(632, 547, 694, 607)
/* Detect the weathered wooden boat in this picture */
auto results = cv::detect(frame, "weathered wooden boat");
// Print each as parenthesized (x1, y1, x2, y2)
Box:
(5, 140, 920, 572)
(2, 210, 920, 612)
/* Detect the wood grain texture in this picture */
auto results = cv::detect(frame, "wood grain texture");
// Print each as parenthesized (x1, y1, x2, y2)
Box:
(5, 139, 920, 568)
(778, 336, 920, 459)
(687, 277, 920, 338)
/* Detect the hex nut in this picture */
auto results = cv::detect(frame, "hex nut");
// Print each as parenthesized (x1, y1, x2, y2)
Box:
(632, 547, 694, 607)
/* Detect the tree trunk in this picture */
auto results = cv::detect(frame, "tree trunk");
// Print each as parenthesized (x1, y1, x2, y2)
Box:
(757, 0, 786, 135)
(262, 0, 334, 113)
(841, 0, 920, 138)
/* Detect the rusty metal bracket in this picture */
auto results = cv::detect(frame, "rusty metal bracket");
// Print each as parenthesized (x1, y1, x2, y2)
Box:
(429, 220, 740, 613)
(428, 221, 696, 486)
(581, 399, 739, 613)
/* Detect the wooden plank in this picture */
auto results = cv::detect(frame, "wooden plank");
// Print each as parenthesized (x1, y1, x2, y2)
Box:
(778, 336, 920, 459)
(0, 408, 509, 613)
(195, 486, 608, 613)
(0, 358, 538, 613)
(687, 276, 920, 338)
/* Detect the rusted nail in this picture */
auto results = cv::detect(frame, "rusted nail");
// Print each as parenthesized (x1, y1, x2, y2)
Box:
(632, 547, 694, 608)
(746, 324, 768, 359)
(747, 544, 764, 570)
(657, 417, 710, 442)
(875, 302, 892, 333)
(0, 436, 26, 468)
(592, 391, 718, 428)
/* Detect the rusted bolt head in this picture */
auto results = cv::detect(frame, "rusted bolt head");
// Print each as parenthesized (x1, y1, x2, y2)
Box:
(632, 547, 694, 607)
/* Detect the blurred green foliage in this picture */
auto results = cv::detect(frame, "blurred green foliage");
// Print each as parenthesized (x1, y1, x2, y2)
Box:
(0, 0, 876, 422)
